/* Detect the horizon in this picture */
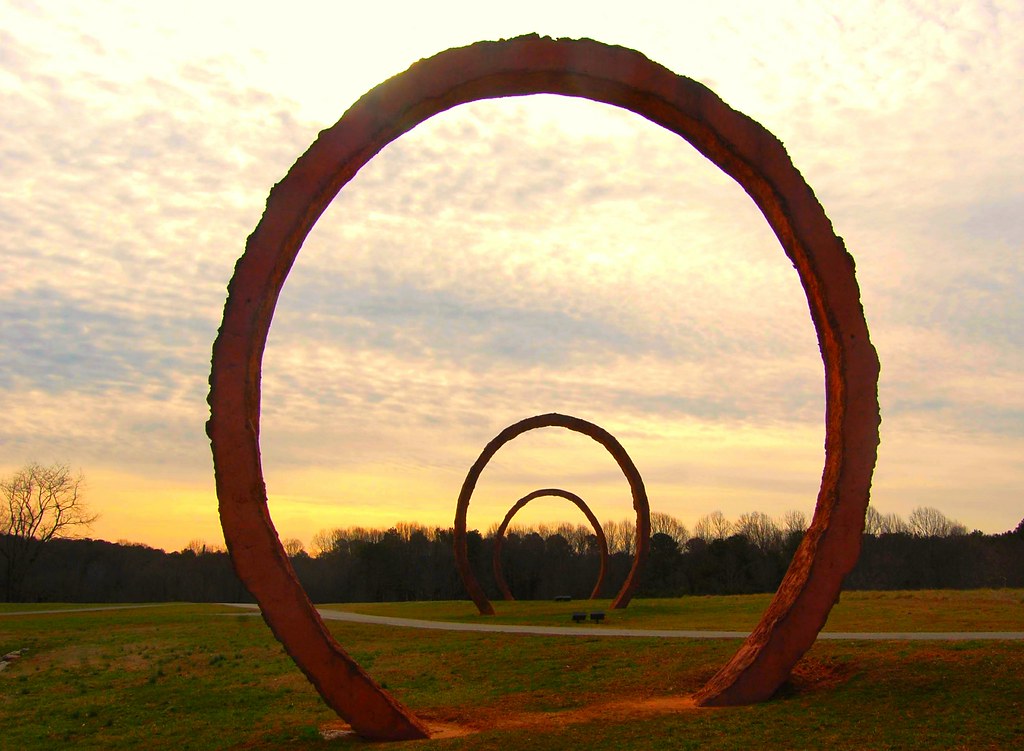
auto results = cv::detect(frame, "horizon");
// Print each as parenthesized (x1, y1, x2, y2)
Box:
(2, 1, 1022, 552)
(41, 501, 1020, 556)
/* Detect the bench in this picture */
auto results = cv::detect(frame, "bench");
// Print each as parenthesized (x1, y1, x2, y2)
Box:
(571, 612, 587, 623)
(589, 611, 606, 623)
(554, 595, 572, 602)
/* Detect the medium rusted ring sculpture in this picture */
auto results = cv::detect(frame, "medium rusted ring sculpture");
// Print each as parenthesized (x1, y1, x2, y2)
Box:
(492, 488, 609, 601)
(455, 414, 649, 614)
(208, 34, 879, 740)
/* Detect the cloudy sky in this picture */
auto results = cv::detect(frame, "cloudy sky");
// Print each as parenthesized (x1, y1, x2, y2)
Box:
(2, 0, 1021, 552)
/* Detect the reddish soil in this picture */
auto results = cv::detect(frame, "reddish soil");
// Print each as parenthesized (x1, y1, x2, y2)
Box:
(318, 657, 856, 743)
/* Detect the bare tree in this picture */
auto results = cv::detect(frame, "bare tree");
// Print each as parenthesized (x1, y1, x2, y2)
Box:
(909, 506, 968, 538)
(735, 511, 783, 553)
(864, 505, 885, 536)
(282, 538, 307, 557)
(533, 522, 554, 540)
(346, 526, 385, 544)
(504, 523, 529, 540)
(183, 539, 209, 555)
(650, 512, 689, 547)
(182, 539, 226, 555)
(311, 528, 344, 557)
(782, 510, 808, 535)
(694, 510, 733, 542)
(604, 518, 636, 556)
(393, 522, 429, 542)
(1, 462, 98, 601)
(554, 522, 592, 556)
(866, 507, 910, 535)
(881, 511, 909, 535)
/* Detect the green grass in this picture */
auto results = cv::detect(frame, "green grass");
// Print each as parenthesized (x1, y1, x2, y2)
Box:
(0, 602, 170, 614)
(328, 588, 1024, 632)
(1, 593, 1022, 749)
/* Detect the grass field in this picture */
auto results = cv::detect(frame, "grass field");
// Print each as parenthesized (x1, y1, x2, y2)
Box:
(1, 591, 1022, 750)
(326, 588, 1024, 632)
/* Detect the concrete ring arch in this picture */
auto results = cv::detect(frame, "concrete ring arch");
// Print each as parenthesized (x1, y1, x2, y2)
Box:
(455, 414, 649, 615)
(207, 35, 879, 741)
(492, 488, 610, 602)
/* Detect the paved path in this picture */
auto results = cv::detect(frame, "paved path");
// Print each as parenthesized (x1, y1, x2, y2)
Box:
(0, 603, 172, 617)
(222, 603, 1024, 641)
(5, 603, 1022, 641)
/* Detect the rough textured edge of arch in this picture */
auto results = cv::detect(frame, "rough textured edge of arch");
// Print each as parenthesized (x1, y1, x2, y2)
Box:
(491, 488, 610, 601)
(453, 413, 651, 615)
(207, 33, 879, 738)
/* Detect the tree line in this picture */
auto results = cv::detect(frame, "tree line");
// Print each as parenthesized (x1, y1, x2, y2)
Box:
(5, 505, 1022, 603)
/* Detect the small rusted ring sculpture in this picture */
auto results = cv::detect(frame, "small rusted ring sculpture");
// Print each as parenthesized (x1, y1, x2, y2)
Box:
(492, 488, 610, 601)
(455, 414, 651, 615)
(208, 34, 879, 740)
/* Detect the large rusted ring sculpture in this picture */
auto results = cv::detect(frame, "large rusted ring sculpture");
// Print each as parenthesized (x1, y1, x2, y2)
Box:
(455, 414, 649, 614)
(207, 34, 879, 741)
(492, 488, 609, 601)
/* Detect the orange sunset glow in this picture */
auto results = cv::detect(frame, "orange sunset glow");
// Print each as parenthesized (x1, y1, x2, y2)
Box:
(1, 1, 1021, 552)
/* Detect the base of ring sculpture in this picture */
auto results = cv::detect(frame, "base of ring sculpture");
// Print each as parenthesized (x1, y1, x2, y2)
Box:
(493, 489, 609, 601)
(208, 34, 879, 740)
(455, 414, 649, 615)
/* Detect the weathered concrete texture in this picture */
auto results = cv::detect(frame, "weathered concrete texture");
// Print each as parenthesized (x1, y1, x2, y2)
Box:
(454, 414, 651, 615)
(492, 488, 610, 601)
(208, 34, 879, 739)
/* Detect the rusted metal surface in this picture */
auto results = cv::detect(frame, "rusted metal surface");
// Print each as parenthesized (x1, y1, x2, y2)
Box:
(208, 34, 879, 738)
(454, 414, 650, 615)
(491, 489, 610, 601)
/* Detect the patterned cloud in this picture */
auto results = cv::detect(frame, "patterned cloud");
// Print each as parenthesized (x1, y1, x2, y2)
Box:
(1, 0, 1021, 548)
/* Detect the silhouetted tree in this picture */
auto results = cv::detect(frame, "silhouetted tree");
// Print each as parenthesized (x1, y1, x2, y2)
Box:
(735, 511, 783, 554)
(865, 505, 911, 535)
(651, 512, 689, 547)
(1, 462, 98, 601)
(12, 505, 1022, 602)
(864, 505, 885, 535)
(604, 518, 636, 555)
(908, 506, 968, 537)
(643, 532, 681, 596)
(782, 510, 808, 535)
(694, 510, 733, 542)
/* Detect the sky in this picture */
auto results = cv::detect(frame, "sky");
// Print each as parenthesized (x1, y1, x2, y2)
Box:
(1, 0, 1021, 552)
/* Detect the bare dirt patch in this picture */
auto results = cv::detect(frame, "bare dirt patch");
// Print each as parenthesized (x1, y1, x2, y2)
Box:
(318, 694, 709, 743)
(318, 718, 473, 742)
(469, 693, 702, 731)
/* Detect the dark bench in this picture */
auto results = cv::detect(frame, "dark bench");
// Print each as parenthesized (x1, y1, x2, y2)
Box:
(554, 595, 572, 602)
(571, 612, 587, 623)
(589, 611, 606, 623)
